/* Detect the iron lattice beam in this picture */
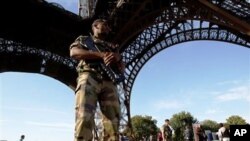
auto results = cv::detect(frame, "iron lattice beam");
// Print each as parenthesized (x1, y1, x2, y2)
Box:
(109, 0, 250, 50)
(0, 38, 78, 89)
(111, 0, 250, 134)
(0, 0, 92, 57)
(123, 21, 250, 95)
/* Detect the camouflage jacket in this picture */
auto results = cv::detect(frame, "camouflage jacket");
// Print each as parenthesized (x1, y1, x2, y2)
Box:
(70, 35, 118, 79)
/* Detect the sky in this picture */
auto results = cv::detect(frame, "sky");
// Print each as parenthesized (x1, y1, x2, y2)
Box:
(0, 0, 250, 141)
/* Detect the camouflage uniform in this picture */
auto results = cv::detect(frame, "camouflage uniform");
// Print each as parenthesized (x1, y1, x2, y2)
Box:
(162, 124, 173, 141)
(70, 36, 121, 141)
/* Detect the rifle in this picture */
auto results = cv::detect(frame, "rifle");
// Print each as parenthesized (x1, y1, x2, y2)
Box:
(84, 36, 125, 84)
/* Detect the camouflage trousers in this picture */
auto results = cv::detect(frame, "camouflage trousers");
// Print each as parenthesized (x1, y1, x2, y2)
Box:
(74, 72, 121, 141)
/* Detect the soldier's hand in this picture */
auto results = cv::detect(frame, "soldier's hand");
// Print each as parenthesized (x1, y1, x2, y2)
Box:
(103, 52, 121, 66)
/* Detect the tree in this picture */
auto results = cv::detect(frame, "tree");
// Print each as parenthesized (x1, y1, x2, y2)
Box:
(201, 119, 219, 132)
(129, 115, 158, 141)
(226, 115, 247, 125)
(170, 111, 197, 141)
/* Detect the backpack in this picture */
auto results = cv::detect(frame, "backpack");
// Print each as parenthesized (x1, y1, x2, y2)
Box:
(222, 128, 230, 138)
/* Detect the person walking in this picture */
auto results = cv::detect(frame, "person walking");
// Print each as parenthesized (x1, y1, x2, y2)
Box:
(183, 125, 193, 141)
(195, 125, 207, 141)
(19, 135, 25, 141)
(217, 123, 230, 141)
(161, 119, 173, 141)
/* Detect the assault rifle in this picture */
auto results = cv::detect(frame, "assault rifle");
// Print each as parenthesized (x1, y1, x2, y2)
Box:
(84, 36, 125, 84)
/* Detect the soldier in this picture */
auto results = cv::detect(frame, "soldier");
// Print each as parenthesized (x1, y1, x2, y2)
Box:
(161, 119, 174, 141)
(69, 19, 125, 141)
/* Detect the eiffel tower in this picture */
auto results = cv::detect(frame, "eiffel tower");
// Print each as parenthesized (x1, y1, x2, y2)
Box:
(0, 0, 249, 139)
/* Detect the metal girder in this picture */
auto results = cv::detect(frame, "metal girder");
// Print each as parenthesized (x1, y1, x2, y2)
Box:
(110, 0, 173, 47)
(115, 0, 250, 136)
(0, 0, 90, 57)
(0, 38, 77, 89)
(199, 0, 250, 36)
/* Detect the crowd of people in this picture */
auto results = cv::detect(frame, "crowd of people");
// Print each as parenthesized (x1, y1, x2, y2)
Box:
(155, 119, 230, 141)
(116, 119, 231, 141)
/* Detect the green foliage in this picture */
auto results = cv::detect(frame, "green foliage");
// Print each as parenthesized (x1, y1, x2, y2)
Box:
(226, 115, 247, 125)
(124, 112, 247, 140)
(130, 115, 158, 141)
(201, 120, 219, 132)
(169, 111, 197, 141)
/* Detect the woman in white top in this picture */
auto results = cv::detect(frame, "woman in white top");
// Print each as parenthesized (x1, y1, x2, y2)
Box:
(217, 123, 230, 141)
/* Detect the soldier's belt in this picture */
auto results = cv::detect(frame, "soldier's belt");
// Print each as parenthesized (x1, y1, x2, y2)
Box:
(78, 70, 110, 82)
